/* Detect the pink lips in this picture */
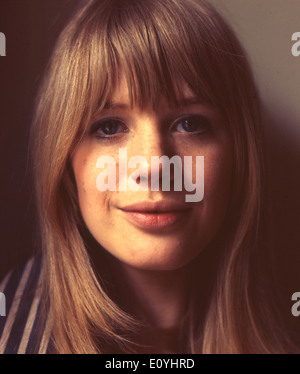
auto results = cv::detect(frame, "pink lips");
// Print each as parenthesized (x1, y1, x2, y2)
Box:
(119, 201, 191, 230)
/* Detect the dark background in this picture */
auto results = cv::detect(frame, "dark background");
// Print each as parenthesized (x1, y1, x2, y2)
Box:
(0, 0, 78, 280)
(0, 0, 299, 309)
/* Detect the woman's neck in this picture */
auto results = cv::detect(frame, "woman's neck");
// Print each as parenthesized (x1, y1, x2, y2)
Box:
(116, 263, 193, 330)
(112, 262, 195, 353)
(91, 244, 218, 353)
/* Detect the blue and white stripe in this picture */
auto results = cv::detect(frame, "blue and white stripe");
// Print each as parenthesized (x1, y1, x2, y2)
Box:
(0, 257, 52, 354)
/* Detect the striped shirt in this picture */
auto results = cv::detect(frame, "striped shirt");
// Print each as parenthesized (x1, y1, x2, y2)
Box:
(0, 256, 52, 354)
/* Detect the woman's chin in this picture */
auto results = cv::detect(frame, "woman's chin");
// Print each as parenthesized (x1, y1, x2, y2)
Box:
(104, 238, 201, 272)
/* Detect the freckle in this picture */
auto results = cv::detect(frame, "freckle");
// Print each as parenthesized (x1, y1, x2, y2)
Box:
(81, 181, 87, 193)
(130, 247, 136, 258)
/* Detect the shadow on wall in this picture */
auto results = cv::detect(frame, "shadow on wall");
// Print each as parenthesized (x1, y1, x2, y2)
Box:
(0, 0, 79, 281)
(262, 101, 300, 298)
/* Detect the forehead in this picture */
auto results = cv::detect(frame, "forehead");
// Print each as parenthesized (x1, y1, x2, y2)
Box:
(110, 73, 196, 106)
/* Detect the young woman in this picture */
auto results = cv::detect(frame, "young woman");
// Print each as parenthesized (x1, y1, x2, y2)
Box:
(0, 0, 299, 353)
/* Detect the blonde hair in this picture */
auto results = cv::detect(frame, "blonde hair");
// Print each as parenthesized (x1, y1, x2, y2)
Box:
(30, 0, 298, 353)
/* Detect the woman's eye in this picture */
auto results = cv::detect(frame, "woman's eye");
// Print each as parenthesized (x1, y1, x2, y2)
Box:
(90, 118, 128, 138)
(174, 115, 211, 134)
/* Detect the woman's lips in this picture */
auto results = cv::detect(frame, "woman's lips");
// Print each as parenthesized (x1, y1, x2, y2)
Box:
(119, 201, 191, 230)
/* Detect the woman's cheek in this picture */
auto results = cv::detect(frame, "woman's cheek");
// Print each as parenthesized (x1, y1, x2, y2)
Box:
(203, 142, 233, 215)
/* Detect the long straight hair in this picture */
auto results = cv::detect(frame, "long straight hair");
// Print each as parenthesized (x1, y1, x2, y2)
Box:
(30, 0, 298, 353)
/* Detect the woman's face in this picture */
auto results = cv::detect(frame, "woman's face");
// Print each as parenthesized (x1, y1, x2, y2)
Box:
(72, 76, 233, 271)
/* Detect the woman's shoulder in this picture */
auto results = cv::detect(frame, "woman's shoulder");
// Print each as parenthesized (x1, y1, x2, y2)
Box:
(0, 255, 52, 354)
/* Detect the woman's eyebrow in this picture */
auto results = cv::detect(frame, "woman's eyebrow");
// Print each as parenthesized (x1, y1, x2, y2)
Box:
(179, 96, 212, 109)
(102, 102, 129, 110)
(99, 97, 203, 113)
(178, 97, 201, 106)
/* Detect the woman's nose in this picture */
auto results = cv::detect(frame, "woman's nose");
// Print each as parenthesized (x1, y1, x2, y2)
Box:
(127, 131, 178, 191)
